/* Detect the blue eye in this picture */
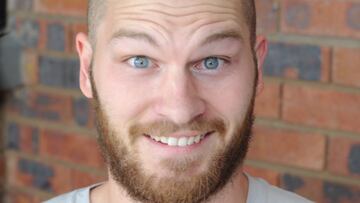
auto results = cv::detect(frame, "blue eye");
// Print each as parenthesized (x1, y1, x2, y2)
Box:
(128, 56, 150, 69)
(203, 57, 220, 70)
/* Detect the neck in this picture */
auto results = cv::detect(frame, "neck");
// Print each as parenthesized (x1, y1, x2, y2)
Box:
(90, 168, 249, 203)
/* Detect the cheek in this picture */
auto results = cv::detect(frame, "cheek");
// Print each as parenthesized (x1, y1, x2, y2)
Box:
(94, 60, 152, 126)
(97, 82, 149, 125)
(200, 62, 255, 122)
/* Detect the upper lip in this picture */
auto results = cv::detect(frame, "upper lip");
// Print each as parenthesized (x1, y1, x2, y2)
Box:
(145, 131, 214, 138)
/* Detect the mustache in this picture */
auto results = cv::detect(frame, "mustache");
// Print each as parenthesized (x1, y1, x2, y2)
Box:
(128, 118, 227, 140)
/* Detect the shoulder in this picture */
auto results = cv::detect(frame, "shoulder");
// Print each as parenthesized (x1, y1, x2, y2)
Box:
(246, 174, 314, 203)
(43, 183, 102, 203)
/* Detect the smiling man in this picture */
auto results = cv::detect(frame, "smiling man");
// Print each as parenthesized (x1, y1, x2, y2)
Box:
(45, 0, 313, 203)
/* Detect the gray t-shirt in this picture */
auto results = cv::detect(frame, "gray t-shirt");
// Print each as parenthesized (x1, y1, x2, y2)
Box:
(44, 174, 313, 203)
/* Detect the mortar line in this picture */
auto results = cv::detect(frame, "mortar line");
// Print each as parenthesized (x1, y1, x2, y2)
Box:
(6, 151, 107, 177)
(264, 77, 360, 95)
(267, 33, 360, 48)
(255, 118, 360, 140)
(9, 11, 87, 24)
(4, 114, 97, 138)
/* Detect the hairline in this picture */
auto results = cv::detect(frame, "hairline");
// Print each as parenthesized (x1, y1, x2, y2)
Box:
(87, 0, 256, 48)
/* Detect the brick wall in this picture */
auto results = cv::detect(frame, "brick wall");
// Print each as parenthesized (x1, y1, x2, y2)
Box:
(2, 0, 360, 202)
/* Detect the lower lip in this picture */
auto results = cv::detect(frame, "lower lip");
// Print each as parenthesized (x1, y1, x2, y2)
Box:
(143, 133, 212, 153)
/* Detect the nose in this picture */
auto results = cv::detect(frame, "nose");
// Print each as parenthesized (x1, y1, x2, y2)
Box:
(154, 67, 205, 125)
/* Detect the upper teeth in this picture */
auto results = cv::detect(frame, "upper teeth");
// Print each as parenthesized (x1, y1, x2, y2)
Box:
(149, 134, 206, 147)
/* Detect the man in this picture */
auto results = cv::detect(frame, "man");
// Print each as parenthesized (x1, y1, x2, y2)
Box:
(46, 0, 313, 202)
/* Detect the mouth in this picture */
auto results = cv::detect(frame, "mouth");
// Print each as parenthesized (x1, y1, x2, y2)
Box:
(144, 131, 214, 147)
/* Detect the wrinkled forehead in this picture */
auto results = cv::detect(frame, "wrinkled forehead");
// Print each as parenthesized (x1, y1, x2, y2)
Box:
(97, 0, 249, 45)
(106, 0, 243, 13)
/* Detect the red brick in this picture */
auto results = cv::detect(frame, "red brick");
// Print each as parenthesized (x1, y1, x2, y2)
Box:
(0, 155, 5, 183)
(14, 18, 41, 49)
(8, 90, 73, 124)
(7, 155, 72, 194)
(70, 169, 106, 189)
(321, 47, 332, 82)
(38, 19, 48, 50)
(72, 97, 96, 129)
(256, 0, 279, 35)
(38, 55, 80, 89)
(281, 0, 360, 39)
(248, 124, 326, 170)
(14, 17, 47, 51)
(283, 84, 360, 133)
(47, 164, 73, 194)
(280, 174, 322, 202)
(34, 0, 87, 17)
(243, 165, 280, 186)
(333, 47, 360, 87)
(265, 42, 329, 81)
(6, 122, 26, 152)
(279, 174, 360, 203)
(327, 136, 360, 178)
(254, 81, 281, 119)
(35, 20, 73, 53)
(45, 21, 67, 52)
(31, 91, 73, 123)
(7, 154, 18, 187)
(22, 50, 39, 85)
(6, 190, 41, 203)
(283, 67, 300, 79)
(40, 130, 104, 169)
(19, 125, 39, 154)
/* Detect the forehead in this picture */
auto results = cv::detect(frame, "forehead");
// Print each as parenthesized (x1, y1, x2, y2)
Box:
(99, 0, 248, 44)
(105, 0, 244, 23)
(106, 0, 243, 12)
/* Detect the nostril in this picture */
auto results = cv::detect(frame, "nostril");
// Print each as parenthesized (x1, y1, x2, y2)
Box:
(153, 92, 206, 125)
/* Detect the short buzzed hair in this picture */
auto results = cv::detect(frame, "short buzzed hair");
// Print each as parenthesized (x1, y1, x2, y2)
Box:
(87, 0, 256, 47)
(87, 0, 106, 44)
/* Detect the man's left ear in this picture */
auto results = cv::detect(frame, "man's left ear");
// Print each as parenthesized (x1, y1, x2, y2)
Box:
(254, 36, 268, 96)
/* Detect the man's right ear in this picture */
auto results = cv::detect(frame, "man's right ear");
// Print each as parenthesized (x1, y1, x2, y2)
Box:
(76, 32, 93, 98)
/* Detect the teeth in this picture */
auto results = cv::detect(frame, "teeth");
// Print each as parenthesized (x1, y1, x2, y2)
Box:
(187, 136, 195, 145)
(168, 137, 178, 146)
(149, 134, 207, 147)
(194, 135, 201, 143)
(178, 137, 188, 147)
(160, 137, 168, 144)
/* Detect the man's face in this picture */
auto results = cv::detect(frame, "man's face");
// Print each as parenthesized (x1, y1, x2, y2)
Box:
(77, 0, 267, 202)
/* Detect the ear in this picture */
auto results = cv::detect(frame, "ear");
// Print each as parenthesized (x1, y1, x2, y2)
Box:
(76, 32, 94, 98)
(254, 36, 268, 96)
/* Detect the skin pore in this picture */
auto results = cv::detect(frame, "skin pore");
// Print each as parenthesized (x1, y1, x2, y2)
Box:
(76, 0, 268, 202)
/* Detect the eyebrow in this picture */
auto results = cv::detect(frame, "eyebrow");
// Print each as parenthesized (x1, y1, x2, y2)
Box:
(110, 29, 159, 47)
(110, 29, 243, 47)
(200, 30, 243, 46)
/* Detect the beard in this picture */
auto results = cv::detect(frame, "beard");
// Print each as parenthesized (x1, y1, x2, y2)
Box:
(91, 72, 256, 203)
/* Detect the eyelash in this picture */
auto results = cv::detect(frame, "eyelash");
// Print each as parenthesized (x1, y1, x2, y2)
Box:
(193, 56, 230, 72)
(124, 55, 231, 71)
(125, 55, 157, 69)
